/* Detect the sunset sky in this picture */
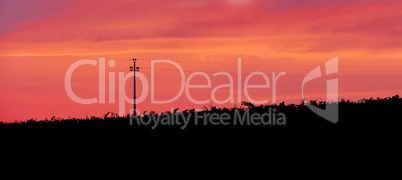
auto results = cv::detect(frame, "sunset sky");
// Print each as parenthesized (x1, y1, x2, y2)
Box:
(1, 0, 401, 122)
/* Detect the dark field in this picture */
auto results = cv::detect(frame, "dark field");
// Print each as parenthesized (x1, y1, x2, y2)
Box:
(0, 95, 401, 179)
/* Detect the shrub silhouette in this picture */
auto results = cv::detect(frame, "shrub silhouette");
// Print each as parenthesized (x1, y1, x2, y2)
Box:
(0, 94, 401, 179)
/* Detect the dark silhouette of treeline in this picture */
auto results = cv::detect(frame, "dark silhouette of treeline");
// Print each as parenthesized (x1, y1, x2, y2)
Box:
(0, 95, 401, 179)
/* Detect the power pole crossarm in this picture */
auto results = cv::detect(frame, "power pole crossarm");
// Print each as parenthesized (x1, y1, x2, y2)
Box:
(130, 58, 140, 116)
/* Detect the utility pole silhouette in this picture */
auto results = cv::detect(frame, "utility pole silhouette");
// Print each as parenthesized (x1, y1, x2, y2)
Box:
(130, 58, 140, 116)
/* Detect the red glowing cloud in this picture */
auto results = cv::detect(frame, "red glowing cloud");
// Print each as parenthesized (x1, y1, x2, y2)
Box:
(0, 0, 401, 121)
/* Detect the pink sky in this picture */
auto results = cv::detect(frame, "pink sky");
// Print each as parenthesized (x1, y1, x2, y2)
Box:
(0, 0, 401, 122)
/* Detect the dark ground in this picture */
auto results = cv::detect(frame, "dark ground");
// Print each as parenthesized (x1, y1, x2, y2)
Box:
(0, 95, 401, 179)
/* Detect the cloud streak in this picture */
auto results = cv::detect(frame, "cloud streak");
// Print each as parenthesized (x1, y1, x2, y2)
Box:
(1, 0, 401, 122)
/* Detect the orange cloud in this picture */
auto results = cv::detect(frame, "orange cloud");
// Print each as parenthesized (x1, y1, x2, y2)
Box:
(0, 0, 401, 121)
